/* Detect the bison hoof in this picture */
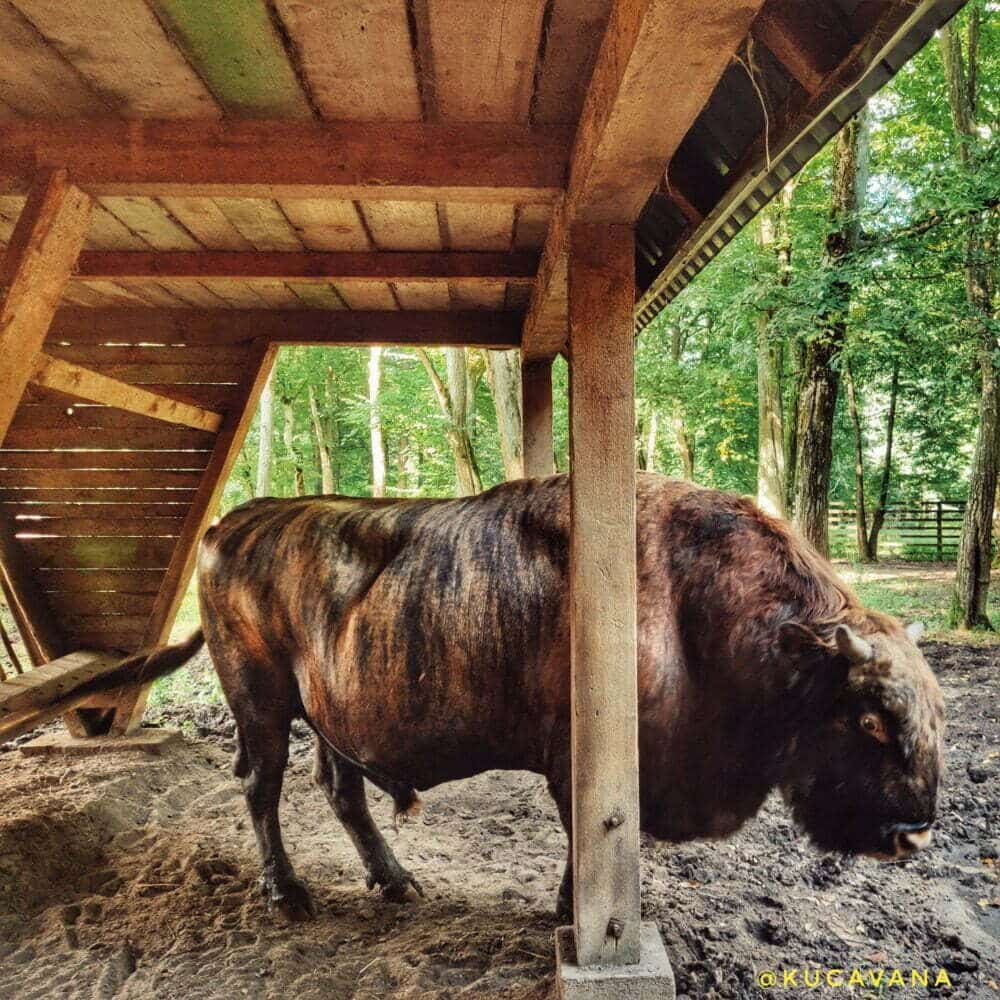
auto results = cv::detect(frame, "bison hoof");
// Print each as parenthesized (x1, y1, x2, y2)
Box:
(366, 865, 424, 903)
(261, 875, 316, 922)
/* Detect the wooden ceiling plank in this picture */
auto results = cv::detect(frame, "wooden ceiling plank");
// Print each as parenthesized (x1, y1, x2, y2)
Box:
(287, 283, 346, 310)
(532, 0, 614, 125)
(10, 0, 220, 118)
(361, 202, 442, 251)
(29, 354, 224, 433)
(514, 203, 554, 250)
(441, 204, 516, 251)
(523, 0, 767, 359)
(86, 204, 151, 251)
(98, 197, 201, 251)
(273, 0, 421, 121)
(147, 0, 312, 118)
(0, 3, 110, 118)
(391, 282, 451, 310)
(213, 198, 304, 251)
(277, 199, 371, 251)
(158, 198, 255, 251)
(334, 282, 398, 311)
(195, 279, 268, 309)
(1, 120, 571, 202)
(420, 0, 547, 122)
(247, 279, 303, 309)
(153, 280, 233, 309)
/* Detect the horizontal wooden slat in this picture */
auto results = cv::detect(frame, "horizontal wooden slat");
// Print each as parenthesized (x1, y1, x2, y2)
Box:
(40, 569, 165, 593)
(54, 364, 245, 383)
(47, 308, 524, 348)
(49, 592, 157, 615)
(3, 427, 217, 449)
(4, 501, 192, 518)
(59, 614, 150, 633)
(61, 630, 144, 652)
(72, 250, 538, 283)
(13, 516, 185, 536)
(1, 121, 572, 202)
(0, 452, 210, 470)
(22, 536, 176, 569)
(0, 649, 120, 718)
(0, 470, 204, 488)
(46, 344, 251, 365)
(30, 354, 225, 431)
(0, 489, 196, 505)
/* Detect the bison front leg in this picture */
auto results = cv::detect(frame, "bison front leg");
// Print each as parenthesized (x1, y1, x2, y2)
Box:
(314, 742, 423, 902)
(547, 739, 574, 922)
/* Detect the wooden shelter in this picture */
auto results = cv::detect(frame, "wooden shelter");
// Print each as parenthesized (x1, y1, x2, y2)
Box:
(0, 0, 966, 989)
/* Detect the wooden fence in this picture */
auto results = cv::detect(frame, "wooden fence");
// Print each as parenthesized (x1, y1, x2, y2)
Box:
(829, 500, 966, 560)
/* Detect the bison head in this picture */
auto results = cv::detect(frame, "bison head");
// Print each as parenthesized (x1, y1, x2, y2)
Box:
(778, 618, 943, 860)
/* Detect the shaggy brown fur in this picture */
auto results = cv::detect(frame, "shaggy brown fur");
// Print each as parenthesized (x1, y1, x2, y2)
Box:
(100, 474, 944, 920)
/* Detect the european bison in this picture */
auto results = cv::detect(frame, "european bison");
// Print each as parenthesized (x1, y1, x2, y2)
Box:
(104, 474, 944, 921)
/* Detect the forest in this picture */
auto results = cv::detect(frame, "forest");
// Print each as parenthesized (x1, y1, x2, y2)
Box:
(227, 2, 999, 628)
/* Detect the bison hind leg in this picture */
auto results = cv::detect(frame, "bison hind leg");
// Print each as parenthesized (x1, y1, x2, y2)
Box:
(314, 741, 423, 903)
(392, 788, 423, 830)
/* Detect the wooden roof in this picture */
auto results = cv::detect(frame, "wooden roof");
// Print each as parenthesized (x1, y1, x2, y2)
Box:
(0, 0, 966, 658)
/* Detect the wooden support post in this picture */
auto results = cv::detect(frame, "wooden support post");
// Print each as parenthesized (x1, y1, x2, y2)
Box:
(101, 340, 278, 736)
(567, 224, 640, 968)
(522, 357, 555, 478)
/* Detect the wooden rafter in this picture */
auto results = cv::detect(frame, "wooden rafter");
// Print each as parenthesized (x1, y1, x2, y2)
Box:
(29, 354, 224, 433)
(0, 120, 572, 202)
(47, 309, 523, 349)
(70, 251, 539, 284)
(521, 0, 768, 360)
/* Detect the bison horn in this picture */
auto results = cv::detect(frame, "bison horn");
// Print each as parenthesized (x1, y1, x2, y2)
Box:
(834, 624, 874, 664)
(905, 621, 925, 643)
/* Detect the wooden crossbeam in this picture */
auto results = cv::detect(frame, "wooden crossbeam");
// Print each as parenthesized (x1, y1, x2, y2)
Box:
(521, 0, 767, 359)
(29, 354, 224, 433)
(0, 121, 572, 202)
(47, 309, 523, 349)
(71, 251, 539, 284)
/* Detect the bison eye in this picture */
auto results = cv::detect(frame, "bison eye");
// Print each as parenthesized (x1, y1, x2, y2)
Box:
(859, 712, 889, 744)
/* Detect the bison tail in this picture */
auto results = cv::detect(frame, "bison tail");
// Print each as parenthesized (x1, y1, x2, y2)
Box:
(81, 629, 206, 697)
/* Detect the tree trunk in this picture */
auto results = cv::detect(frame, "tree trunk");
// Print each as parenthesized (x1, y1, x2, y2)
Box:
(418, 348, 483, 496)
(794, 108, 870, 555)
(844, 361, 874, 561)
(867, 363, 899, 558)
(784, 336, 806, 513)
(485, 349, 524, 479)
(324, 366, 341, 493)
(281, 397, 304, 497)
(369, 347, 386, 497)
(307, 384, 335, 494)
(756, 184, 795, 518)
(255, 370, 274, 497)
(941, 13, 999, 628)
(669, 326, 696, 480)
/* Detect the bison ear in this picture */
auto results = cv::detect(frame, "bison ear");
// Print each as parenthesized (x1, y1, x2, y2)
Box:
(778, 620, 825, 656)
(905, 621, 925, 644)
(834, 624, 874, 664)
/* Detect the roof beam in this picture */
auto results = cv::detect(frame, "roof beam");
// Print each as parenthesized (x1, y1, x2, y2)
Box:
(522, 0, 767, 359)
(70, 251, 538, 284)
(47, 309, 523, 349)
(30, 354, 224, 433)
(0, 120, 572, 203)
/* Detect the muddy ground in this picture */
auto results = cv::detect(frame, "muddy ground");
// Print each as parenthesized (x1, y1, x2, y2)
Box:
(0, 639, 996, 999)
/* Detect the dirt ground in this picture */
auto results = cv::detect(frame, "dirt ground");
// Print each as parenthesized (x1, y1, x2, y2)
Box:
(0, 639, 997, 999)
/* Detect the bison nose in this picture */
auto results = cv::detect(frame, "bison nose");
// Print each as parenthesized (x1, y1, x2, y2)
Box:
(892, 822, 933, 854)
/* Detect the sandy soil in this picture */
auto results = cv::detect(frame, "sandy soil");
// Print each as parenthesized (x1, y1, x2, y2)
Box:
(0, 640, 996, 999)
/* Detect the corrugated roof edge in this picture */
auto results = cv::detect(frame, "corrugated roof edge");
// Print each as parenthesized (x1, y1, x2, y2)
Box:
(634, 0, 969, 332)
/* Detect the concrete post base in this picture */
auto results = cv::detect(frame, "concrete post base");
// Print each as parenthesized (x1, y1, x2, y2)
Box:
(555, 923, 675, 1000)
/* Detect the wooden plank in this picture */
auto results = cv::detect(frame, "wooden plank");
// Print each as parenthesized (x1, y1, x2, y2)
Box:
(245, 279, 301, 309)
(4, 501, 192, 518)
(0, 171, 92, 442)
(278, 200, 371, 251)
(442, 205, 516, 251)
(45, 344, 251, 365)
(45, 591, 157, 615)
(0, 649, 120, 719)
(97, 198, 201, 251)
(30, 354, 224, 432)
(361, 202, 442, 250)
(22, 537, 176, 570)
(287, 283, 346, 310)
(50, 363, 245, 384)
(1, 490, 195, 505)
(568, 223, 640, 967)
(157, 197, 254, 250)
(392, 282, 451, 310)
(0, 470, 204, 488)
(13, 516, 184, 536)
(0, 3, 110, 118)
(532, 0, 614, 125)
(213, 199, 303, 251)
(0, 121, 571, 202)
(4, 426, 216, 448)
(70, 250, 538, 283)
(10, 0, 220, 118)
(62, 630, 146, 652)
(87, 204, 151, 250)
(149, 0, 312, 118)
(0, 452, 210, 471)
(522, 358, 555, 478)
(523, 0, 767, 359)
(514, 204, 553, 250)
(274, 0, 421, 121)
(450, 281, 507, 310)
(39, 569, 165, 593)
(197, 280, 267, 309)
(334, 283, 398, 310)
(420, 1, 546, 122)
